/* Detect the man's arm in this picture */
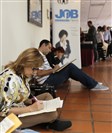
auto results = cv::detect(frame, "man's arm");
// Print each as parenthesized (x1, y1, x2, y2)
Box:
(36, 65, 60, 76)
(36, 69, 54, 76)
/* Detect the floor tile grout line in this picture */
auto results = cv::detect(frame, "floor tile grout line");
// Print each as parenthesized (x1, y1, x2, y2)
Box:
(88, 91, 95, 133)
(54, 87, 71, 133)
(58, 86, 70, 118)
(63, 101, 112, 104)
(62, 109, 112, 113)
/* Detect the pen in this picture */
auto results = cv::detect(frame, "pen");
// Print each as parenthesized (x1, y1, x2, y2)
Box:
(33, 96, 38, 102)
(30, 93, 39, 103)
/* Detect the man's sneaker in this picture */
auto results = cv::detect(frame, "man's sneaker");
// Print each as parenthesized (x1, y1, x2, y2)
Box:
(91, 84, 109, 91)
(98, 82, 103, 85)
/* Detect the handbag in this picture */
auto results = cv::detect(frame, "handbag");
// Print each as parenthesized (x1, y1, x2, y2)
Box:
(29, 78, 56, 98)
(102, 42, 108, 51)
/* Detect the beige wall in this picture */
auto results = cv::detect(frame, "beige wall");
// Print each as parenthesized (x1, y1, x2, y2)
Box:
(0, 0, 50, 70)
(0, 2, 2, 71)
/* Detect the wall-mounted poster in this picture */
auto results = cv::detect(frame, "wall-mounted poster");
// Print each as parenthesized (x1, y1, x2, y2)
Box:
(28, 0, 42, 27)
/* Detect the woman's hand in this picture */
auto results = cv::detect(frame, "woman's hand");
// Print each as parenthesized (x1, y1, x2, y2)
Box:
(9, 100, 44, 115)
(29, 101, 44, 112)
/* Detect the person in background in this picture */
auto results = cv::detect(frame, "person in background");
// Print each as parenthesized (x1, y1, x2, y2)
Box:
(87, 21, 98, 62)
(103, 25, 111, 44)
(55, 29, 71, 64)
(107, 26, 112, 56)
(35, 39, 109, 91)
(0, 48, 72, 131)
(96, 26, 106, 60)
(103, 25, 112, 57)
(80, 27, 85, 43)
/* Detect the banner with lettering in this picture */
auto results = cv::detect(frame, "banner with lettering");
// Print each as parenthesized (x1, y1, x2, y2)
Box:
(52, 0, 81, 68)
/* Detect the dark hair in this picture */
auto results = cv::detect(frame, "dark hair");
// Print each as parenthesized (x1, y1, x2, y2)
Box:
(59, 30, 68, 38)
(39, 39, 50, 48)
(53, 47, 65, 53)
(88, 21, 92, 24)
(97, 26, 102, 31)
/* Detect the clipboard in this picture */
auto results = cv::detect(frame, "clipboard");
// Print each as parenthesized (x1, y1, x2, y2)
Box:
(55, 59, 76, 72)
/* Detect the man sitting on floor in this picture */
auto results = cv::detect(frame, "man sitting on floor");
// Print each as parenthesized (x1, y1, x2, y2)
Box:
(34, 39, 109, 91)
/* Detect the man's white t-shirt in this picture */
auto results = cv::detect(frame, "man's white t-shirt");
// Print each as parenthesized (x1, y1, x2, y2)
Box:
(36, 51, 52, 84)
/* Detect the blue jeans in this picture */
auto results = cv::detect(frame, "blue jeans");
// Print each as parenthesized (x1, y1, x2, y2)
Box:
(44, 63, 98, 89)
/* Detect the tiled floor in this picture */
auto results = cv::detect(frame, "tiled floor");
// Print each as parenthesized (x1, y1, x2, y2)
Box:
(31, 58, 112, 133)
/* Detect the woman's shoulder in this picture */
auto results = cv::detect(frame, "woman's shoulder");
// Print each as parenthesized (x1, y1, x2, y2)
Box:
(0, 68, 22, 84)
(0, 68, 16, 77)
